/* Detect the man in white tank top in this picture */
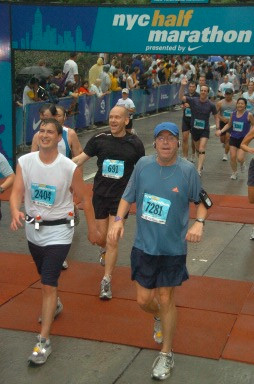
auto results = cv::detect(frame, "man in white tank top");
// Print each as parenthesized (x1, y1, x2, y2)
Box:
(10, 118, 98, 366)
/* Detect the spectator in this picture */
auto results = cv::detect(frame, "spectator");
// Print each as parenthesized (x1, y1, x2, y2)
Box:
(90, 79, 108, 98)
(100, 65, 111, 93)
(22, 77, 41, 108)
(63, 52, 79, 86)
(78, 80, 94, 95)
(110, 70, 122, 92)
(89, 58, 104, 86)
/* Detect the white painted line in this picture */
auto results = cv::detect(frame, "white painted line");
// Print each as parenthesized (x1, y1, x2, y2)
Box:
(83, 172, 96, 181)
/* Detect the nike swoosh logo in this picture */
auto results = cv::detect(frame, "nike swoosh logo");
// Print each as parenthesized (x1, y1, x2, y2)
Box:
(33, 118, 41, 131)
(188, 45, 203, 52)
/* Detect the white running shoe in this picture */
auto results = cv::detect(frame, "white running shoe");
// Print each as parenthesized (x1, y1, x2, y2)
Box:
(28, 335, 52, 365)
(151, 352, 174, 380)
(230, 172, 238, 180)
(240, 162, 246, 172)
(38, 297, 63, 323)
(153, 317, 163, 344)
(62, 260, 68, 270)
(222, 154, 228, 161)
(250, 227, 254, 240)
(99, 247, 106, 266)
(99, 276, 112, 300)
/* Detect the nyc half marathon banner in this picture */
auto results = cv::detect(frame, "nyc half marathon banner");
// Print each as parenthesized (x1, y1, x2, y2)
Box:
(11, 5, 254, 55)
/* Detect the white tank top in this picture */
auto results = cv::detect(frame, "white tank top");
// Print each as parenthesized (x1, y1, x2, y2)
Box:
(18, 152, 77, 246)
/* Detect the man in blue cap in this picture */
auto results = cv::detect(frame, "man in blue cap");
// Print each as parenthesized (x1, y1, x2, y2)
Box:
(108, 122, 208, 381)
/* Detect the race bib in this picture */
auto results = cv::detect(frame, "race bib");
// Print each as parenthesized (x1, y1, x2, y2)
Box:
(246, 103, 253, 112)
(141, 193, 171, 225)
(232, 121, 244, 132)
(223, 110, 232, 118)
(102, 159, 124, 179)
(193, 119, 205, 130)
(185, 108, 191, 117)
(31, 183, 56, 207)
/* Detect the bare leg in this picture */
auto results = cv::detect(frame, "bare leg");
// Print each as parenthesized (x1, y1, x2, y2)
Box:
(40, 285, 57, 339)
(230, 145, 237, 173)
(182, 131, 190, 159)
(157, 287, 177, 353)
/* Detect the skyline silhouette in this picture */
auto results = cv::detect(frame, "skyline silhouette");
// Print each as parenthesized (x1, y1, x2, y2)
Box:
(12, 8, 90, 51)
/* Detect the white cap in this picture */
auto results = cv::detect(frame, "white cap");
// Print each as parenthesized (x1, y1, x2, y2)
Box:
(122, 88, 129, 94)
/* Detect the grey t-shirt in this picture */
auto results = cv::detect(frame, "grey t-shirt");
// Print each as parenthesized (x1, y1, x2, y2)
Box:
(185, 96, 217, 131)
(0, 153, 14, 177)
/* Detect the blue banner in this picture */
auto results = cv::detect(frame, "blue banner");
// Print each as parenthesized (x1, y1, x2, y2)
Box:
(93, 95, 110, 123)
(91, 6, 253, 55)
(145, 88, 159, 113)
(10, 5, 254, 55)
(0, 4, 13, 165)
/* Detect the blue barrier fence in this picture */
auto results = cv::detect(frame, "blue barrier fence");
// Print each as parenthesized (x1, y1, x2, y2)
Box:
(16, 84, 181, 146)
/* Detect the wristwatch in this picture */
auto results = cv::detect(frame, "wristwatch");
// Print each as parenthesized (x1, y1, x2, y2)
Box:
(0, 187, 4, 194)
(114, 216, 123, 222)
(195, 218, 205, 225)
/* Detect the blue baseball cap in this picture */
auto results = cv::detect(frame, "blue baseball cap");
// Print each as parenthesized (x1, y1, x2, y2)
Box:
(154, 122, 179, 138)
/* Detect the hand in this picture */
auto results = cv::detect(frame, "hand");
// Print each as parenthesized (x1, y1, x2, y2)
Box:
(215, 130, 221, 137)
(181, 78, 188, 86)
(10, 211, 25, 231)
(185, 221, 204, 243)
(108, 221, 124, 242)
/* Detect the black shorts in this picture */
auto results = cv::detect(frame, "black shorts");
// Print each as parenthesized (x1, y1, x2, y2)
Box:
(191, 128, 210, 142)
(92, 193, 129, 220)
(130, 246, 189, 289)
(182, 118, 191, 132)
(229, 136, 244, 149)
(248, 159, 254, 187)
(219, 121, 228, 136)
(28, 241, 71, 287)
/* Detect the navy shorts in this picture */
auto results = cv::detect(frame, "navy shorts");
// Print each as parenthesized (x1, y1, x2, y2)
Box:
(28, 241, 71, 287)
(92, 193, 129, 220)
(248, 159, 254, 187)
(130, 246, 189, 289)
(229, 136, 244, 149)
(191, 128, 210, 142)
(182, 118, 191, 132)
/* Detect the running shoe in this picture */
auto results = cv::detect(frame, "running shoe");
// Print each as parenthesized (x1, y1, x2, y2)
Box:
(240, 162, 246, 172)
(151, 351, 174, 380)
(38, 297, 63, 323)
(197, 170, 202, 177)
(222, 154, 228, 161)
(99, 276, 112, 300)
(173, 105, 182, 111)
(153, 317, 163, 344)
(28, 335, 52, 365)
(250, 227, 254, 240)
(99, 247, 106, 266)
(230, 172, 238, 180)
(62, 260, 68, 270)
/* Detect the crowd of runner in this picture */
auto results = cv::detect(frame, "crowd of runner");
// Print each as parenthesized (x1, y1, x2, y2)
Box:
(1, 53, 254, 380)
